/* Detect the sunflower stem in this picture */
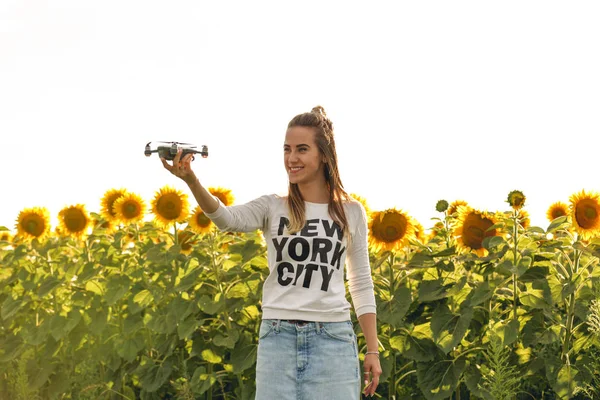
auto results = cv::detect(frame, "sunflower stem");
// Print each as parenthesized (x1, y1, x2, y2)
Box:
(512, 210, 519, 324)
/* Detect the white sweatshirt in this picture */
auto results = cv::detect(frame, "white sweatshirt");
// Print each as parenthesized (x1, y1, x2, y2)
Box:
(205, 194, 376, 322)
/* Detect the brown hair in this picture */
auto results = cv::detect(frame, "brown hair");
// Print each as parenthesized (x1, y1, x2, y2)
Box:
(286, 106, 350, 235)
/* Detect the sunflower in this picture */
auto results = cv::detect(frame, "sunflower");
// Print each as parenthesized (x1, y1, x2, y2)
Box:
(151, 186, 190, 228)
(435, 200, 449, 213)
(569, 190, 600, 240)
(113, 193, 146, 224)
(454, 206, 499, 257)
(368, 208, 415, 252)
(188, 206, 214, 234)
(411, 218, 426, 242)
(100, 188, 127, 223)
(15, 207, 51, 240)
(507, 190, 526, 210)
(350, 193, 371, 214)
(546, 201, 569, 222)
(58, 204, 91, 238)
(209, 187, 235, 207)
(0, 231, 13, 242)
(93, 217, 115, 233)
(516, 209, 530, 230)
(177, 230, 197, 255)
(448, 200, 468, 217)
(428, 221, 445, 242)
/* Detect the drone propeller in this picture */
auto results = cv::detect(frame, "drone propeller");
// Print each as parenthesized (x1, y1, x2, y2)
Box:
(156, 141, 195, 146)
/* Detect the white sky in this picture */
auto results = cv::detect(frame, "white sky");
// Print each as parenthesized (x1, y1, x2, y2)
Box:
(1, 1, 599, 232)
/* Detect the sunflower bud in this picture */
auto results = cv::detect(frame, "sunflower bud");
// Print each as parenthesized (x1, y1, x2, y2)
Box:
(507, 190, 526, 210)
(436, 200, 449, 213)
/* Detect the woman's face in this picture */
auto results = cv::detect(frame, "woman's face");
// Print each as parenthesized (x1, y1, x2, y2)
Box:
(284, 126, 326, 186)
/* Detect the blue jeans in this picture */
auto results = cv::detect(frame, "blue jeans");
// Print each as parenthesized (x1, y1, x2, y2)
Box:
(255, 319, 360, 400)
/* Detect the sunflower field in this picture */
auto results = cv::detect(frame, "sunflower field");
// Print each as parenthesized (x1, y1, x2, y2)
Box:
(2, 187, 600, 399)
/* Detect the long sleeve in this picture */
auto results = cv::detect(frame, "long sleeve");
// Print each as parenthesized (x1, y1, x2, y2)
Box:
(204, 194, 274, 233)
(346, 203, 377, 317)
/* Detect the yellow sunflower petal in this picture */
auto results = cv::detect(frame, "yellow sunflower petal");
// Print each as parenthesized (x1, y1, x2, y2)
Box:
(114, 193, 146, 224)
(516, 209, 530, 230)
(368, 208, 415, 252)
(569, 189, 600, 240)
(177, 230, 197, 255)
(454, 206, 499, 257)
(0, 230, 13, 242)
(58, 204, 91, 238)
(151, 186, 190, 228)
(100, 188, 128, 223)
(546, 201, 569, 223)
(208, 187, 235, 207)
(448, 200, 468, 217)
(15, 207, 51, 240)
(188, 206, 214, 234)
(411, 218, 426, 242)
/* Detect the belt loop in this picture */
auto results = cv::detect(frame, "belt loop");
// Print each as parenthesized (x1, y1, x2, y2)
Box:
(316, 321, 321, 334)
(275, 319, 281, 333)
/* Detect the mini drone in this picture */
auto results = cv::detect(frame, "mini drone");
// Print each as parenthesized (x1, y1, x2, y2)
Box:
(144, 142, 209, 161)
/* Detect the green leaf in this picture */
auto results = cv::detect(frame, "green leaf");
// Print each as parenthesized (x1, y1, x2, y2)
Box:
(87, 307, 109, 336)
(117, 334, 145, 362)
(214, 329, 240, 349)
(47, 371, 70, 399)
(133, 289, 154, 309)
(1, 296, 28, 320)
(401, 324, 437, 362)
(104, 275, 131, 305)
(464, 281, 493, 307)
(37, 276, 61, 297)
(417, 356, 466, 400)
(227, 282, 250, 299)
(191, 366, 217, 395)
(431, 304, 473, 354)
(198, 295, 225, 315)
(140, 360, 173, 393)
(202, 349, 222, 364)
(520, 266, 549, 282)
(503, 319, 520, 347)
(377, 286, 412, 328)
(85, 280, 105, 295)
(231, 336, 257, 373)
(547, 216, 569, 233)
(418, 279, 452, 302)
(552, 364, 578, 399)
(520, 283, 548, 309)
(431, 246, 456, 257)
(483, 236, 506, 250)
(177, 316, 200, 340)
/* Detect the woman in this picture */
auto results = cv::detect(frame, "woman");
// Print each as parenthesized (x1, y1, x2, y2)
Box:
(161, 106, 382, 399)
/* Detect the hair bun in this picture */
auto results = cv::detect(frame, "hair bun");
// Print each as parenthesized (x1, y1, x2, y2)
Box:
(311, 105, 327, 118)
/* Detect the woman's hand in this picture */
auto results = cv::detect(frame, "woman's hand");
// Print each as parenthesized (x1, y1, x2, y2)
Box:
(161, 149, 197, 186)
(362, 353, 382, 397)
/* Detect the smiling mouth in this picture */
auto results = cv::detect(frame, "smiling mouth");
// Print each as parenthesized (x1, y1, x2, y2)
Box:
(289, 167, 304, 173)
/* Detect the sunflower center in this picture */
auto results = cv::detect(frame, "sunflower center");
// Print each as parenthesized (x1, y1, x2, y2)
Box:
(576, 199, 600, 229)
(462, 213, 495, 249)
(123, 201, 140, 219)
(197, 213, 211, 227)
(63, 208, 88, 233)
(25, 218, 43, 236)
(552, 209, 567, 219)
(374, 213, 407, 243)
(157, 194, 182, 220)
